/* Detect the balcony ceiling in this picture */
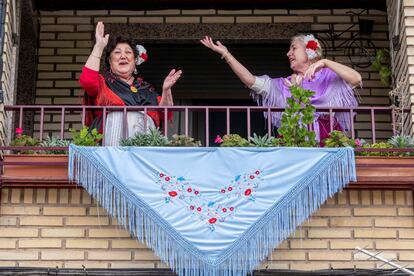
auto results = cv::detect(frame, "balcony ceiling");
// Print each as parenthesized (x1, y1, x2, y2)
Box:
(33, 0, 386, 11)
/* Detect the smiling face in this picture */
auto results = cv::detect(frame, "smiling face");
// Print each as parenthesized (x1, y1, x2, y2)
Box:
(286, 38, 309, 75)
(109, 43, 136, 81)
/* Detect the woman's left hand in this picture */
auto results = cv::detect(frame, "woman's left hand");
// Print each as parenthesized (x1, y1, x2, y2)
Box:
(304, 59, 326, 80)
(162, 69, 183, 91)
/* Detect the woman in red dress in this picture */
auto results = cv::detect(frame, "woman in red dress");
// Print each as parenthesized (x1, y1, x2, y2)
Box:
(79, 22, 182, 146)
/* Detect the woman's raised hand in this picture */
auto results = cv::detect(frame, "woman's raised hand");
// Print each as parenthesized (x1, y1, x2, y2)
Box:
(162, 69, 183, 91)
(200, 36, 228, 56)
(95, 22, 109, 50)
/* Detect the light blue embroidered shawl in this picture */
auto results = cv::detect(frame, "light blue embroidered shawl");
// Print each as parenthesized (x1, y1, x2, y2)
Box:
(69, 145, 356, 276)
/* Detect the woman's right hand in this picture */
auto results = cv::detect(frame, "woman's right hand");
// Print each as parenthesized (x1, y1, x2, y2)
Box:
(95, 22, 109, 50)
(200, 36, 228, 56)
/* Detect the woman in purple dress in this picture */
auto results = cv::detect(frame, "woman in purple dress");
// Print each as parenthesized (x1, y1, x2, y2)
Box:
(200, 34, 362, 142)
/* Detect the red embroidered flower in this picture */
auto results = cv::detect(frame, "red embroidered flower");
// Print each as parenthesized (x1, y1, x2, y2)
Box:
(306, 40, 318, 51)
(197, 207, 202, 212)
(194, 191, 199, 195)
(222, 208, 227, 212)
(209, 218, 217, 224)
(169, 191, 178, 197)
(165, 177, 170, 181)
(187, 188, 192, 193)
(250, 175, 255, 179)
(159, 173, 165, 177)
(244, 189, 252, 196)
(190, 205, 194, 210)
(221, 189, 226, 193)
(229, 207, 234, 211)
(255, 170, 260, 175)
(140, 52, 148, 61)
(228, 187, 233, 191)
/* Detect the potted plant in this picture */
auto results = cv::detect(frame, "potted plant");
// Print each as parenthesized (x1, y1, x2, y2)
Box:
(1, 127, 101, 186)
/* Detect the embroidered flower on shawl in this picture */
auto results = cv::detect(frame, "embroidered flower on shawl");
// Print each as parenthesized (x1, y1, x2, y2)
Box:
(156, 170, 263, 231)
(135, 44, 148, 66)
(303, 34, 320, 60)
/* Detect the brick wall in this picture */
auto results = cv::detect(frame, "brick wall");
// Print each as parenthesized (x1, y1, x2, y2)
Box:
(0, 0, 20, 146)
(31, 8, 392, 141)
(1, 188, 413, 270)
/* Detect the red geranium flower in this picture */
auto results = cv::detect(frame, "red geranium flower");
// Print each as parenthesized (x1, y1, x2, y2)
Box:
(306, 40, 318, 51)
(15, 128, 23, 135)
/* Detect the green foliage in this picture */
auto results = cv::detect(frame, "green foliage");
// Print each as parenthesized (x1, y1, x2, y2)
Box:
(371, 49, 391, 86)
(277, 85, 317, 147)
(70, 126, 103, 146)
(324, 130, 352, 148)
(120, 128, 169, 147)
(388, 135, 414, 156)
(359, 142, 393, 157)
(388, 135, 414, 148)
(168, 134, 201, 147)
(39, 136, 70, 154)
(249, 133, 276, 147)
(10, 135, 40, 154)
(220, 134, 251, 147)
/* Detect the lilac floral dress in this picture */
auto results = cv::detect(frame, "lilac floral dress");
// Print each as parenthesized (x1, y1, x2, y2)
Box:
(250, 67, 359, 142)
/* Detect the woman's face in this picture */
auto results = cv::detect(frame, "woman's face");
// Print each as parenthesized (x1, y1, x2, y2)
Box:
(109, 43, 136, 79)
(286, 39, 309, 74)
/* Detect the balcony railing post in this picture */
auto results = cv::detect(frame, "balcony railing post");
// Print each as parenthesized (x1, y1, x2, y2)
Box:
(329, 108, 334, 133)
(247, 107, 251, 139)
(391, 109, 397, 136)
(226, 108, 230, 135)
(350, 109, 355, 139)
(371, 109, 376, 144)
(185, 107, 189, 137)
(205, 107, 209, 147)
(102, 107, 106, 145)
(164, 107, 168, 137)
(123, 107, 127, 139)
(267, 108, 272, 137)
(39, 107, 44, 141)
(60, 107, 65, 140)
(18, 107, 23, 129)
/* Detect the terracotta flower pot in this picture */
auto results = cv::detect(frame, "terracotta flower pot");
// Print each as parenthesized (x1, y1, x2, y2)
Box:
(350, 156, 414, 189)
(1, 154, 69, 187)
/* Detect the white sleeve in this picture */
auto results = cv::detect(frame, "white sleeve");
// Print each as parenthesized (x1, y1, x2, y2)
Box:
(250, 75, 272, 96)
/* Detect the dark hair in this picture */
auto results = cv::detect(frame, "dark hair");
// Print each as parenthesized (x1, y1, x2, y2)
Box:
(104, 36, 138, 72)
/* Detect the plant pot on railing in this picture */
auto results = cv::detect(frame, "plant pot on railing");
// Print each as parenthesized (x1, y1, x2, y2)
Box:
(1, 154, 69, 187)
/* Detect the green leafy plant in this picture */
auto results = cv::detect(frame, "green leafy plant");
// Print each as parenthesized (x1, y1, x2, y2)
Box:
(168, 134, 201, 147)
(387, 135, 414, 156)
(10, 135, 40, 154)
(371, 48, 392, 86)
(70, 126, 103, 146)
(324, 130, 352, 148)
(220, 134, 250, 147)
(39, 136, 70, 154)
(278, 85, 317, 147)
(359, 142, 393, 157)
(249, 133, 276, 147)
(120, 128, 169, 147)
